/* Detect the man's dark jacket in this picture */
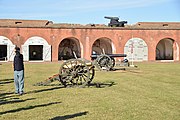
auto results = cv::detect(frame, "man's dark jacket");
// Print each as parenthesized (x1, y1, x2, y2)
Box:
(14, 53, 24, 71)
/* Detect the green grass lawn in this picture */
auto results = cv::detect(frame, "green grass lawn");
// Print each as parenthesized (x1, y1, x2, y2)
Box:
(0, 62, 180, 120)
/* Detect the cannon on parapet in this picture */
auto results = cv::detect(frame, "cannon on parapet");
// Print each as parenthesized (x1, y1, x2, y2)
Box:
(104, 16, 127, 27)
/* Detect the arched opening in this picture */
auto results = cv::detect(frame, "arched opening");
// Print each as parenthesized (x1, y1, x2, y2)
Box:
(124, 38, 148, 61)
(22, 36, 51, 61)
(0, 36, 15, 61)
(29, 45, 43, 60)
(0, 45, 7, 61)
(58, 38, 81, 60)
(92, 38, 114, 55)
(156, 38, 174, 60)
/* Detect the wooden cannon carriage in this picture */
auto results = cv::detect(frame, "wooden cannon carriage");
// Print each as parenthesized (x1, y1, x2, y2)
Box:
(91, 53, 129, 71)
(59, 58, 95, 87)
(35, 53, 129, 87)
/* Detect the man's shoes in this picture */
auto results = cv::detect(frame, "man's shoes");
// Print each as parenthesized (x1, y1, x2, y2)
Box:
(14, 91, 25, 95)
(19, 92, 24, 95)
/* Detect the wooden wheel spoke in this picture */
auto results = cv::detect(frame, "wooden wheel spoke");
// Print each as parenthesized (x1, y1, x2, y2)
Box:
(59, 59, 92, 87)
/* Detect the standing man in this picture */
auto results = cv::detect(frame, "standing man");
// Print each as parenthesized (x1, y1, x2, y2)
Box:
(13, 46, 24, 95)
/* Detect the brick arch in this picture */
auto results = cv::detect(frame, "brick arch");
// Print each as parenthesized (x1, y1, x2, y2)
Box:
(124, 37, 148, 61)
(0, 23, 180, 62)
(22, 36, 51, 61)
(0, 36, 15, 61)
(58, 37, 82, 60)
(24, 36, 49, 45)
(156, 38, 179, 61)
(92, 37, 115, 54)
(0, 36, 13, 45)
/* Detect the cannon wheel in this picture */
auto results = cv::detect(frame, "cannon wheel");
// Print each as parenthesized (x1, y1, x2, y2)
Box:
(79, 58, 95, 83)
(95, 54, 114, 71)
(88, 66, 95, 84)
(111, 57, 115, 68)
(59, 59, 91, 87)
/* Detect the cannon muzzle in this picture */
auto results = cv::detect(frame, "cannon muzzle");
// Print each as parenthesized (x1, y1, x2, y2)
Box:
(104, 16, 119, 21)
(91, 54, 127, 59)
(120, 21, 128, 24)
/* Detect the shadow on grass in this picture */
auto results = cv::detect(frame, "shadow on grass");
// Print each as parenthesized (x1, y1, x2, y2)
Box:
(27, 86, 64, 94)
(0, 93, 20, 100)
(87, 81, 116, 88)
(33, 81, 116, 88)
(0, 78, 14, 85)
(0, 77, 29, 85)
(50, 111, 88, 120)
(112, 66, 140, 73)
(111, 68, 127, 71)
(0, 92, 18, 100)
(0, 101, 61, 115)
(0, 92, 13, 97)
(0, 92, 36, 105)
(0, 98, 35, 105)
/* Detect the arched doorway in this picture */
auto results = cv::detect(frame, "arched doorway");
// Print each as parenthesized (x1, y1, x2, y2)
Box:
(124, 38, 148, 61)
(58, 38, 81, 60)
(22, 36, 51, 61)
(0, 36, 15, 61)
(29, 45, 43, 60)
(92, 38, 114, 55)
(156, 38, 174, 60)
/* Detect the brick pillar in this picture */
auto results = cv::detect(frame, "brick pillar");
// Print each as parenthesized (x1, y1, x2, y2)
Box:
(51, 36, 58, 62)
(173, 41, 179, 61)
(148, 37, 156, 61)
(84, 36, 91, 60)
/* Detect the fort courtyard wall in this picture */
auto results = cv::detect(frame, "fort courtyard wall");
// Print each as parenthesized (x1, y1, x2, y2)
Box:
(0, 20, 179, 62)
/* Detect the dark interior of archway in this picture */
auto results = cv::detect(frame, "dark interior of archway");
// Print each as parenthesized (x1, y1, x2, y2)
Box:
(0, 45, 7, 61)
(29, 45, 43, 60)
(92, 39, 112, 55)
(58, 39, 80, 60)
(156, 39, 173, 60)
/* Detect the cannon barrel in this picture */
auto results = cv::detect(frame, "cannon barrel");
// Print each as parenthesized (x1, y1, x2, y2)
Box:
(91, 54, 127, 59)
(120, 21, 128, 24)
(104, 16, 119, 21)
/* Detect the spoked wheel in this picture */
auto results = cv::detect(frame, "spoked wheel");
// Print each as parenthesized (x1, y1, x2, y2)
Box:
(95, 54, 114, 71)
(59, 59, 91, 87)
(88, 66, 95, 84)
(111, 57, 115, 68)
(79, 58, 95, 83)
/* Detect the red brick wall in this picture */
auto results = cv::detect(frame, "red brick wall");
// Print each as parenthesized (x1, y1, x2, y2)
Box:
(0, 27, 179, 61)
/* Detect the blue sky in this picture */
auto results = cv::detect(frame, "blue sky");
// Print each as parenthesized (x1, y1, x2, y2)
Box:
(0, 0, 179, 25)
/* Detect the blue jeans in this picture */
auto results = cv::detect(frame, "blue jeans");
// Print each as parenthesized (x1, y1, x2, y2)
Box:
(14, 70, 24, 94)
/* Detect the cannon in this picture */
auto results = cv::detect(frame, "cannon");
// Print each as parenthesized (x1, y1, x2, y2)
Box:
(104, 16, 120, 21)
(91, 53, 128, 71)
(58, 58, 95, 87)
(34, 58, 95, 87)
(58, 53, 129, 87)
(104, 16, 127, 27)
(34, 53, 129, 87)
